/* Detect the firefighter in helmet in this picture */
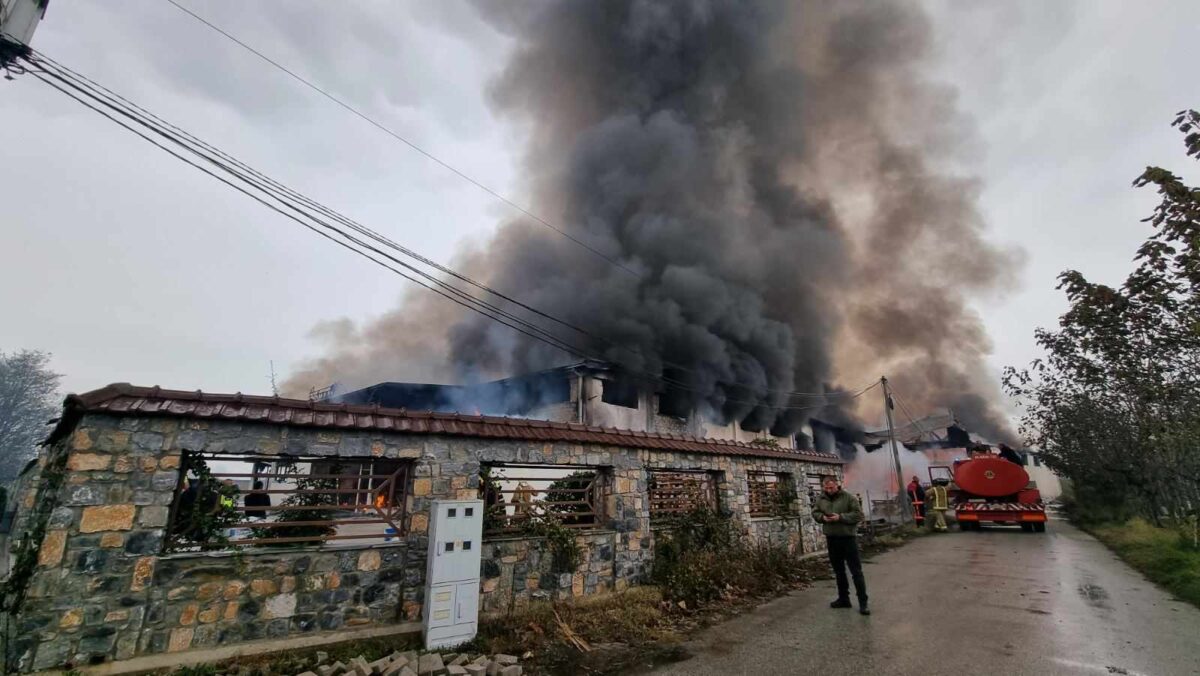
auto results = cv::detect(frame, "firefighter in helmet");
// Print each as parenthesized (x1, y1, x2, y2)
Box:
(927, 477, 951, 532)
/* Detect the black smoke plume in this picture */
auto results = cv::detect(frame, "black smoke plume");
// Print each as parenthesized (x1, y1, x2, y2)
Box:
(284, 1, 1021, 441)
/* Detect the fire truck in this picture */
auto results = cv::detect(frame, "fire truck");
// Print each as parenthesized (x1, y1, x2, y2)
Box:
(927, 454, 1047, 532)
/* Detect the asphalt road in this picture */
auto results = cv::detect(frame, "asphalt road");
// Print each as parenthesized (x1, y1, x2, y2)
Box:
(650, 520, 1200, 676)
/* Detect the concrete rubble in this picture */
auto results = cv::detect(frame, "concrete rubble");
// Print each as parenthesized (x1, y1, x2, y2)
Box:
(281, 650, 525, 676)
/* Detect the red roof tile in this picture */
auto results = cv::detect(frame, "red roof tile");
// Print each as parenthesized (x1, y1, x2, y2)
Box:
(49, 383, 841, 464)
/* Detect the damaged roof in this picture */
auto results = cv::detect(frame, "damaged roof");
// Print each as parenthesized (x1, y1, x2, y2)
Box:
(47, 383, 841, 464)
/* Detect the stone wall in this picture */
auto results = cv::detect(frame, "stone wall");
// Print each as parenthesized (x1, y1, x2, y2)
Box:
(7, 411, 838, 672)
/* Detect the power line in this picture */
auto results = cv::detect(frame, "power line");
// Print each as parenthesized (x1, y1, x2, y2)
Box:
(24, 58, 590, 360)
(32, 41, 857, 403)
(163, 0, 641, 278)
(17, 46, 875, 413)
(890, 387, 943, 443)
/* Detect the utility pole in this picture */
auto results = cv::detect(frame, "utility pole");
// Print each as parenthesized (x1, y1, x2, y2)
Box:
(881, 376, 913, 523)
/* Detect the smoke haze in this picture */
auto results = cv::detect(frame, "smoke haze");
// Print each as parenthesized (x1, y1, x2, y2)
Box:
(283, 0, 1020, 440)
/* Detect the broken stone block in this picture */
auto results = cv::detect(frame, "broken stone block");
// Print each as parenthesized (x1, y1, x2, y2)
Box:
(449, 655, 469, 667)
(464, 666, 486, 676)
(493, 655, 518, 666)
(317, 666, 336, 676)
(351, 656, 373, 676)
(317, 651, 329, 664)
(398, 651, 419, 669)
(399, 668, 418, 676)
(369, 657, 392, 674)
(471, 655, 489, 666)
(498, 667, 522, 676)
(417, 653, 445, 675)
(297, 672, 318, 676)
(485, 661, 501, 676)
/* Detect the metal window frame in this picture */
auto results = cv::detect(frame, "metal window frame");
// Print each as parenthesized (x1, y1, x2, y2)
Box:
(747, 471, 792, 517)
(166, 451, 411, 550)
(479, 462, 607, 535)
(647, 468, 719, 522)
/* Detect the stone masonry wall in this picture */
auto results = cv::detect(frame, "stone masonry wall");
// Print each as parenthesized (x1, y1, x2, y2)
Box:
(8, 411, 839, 672)
(476, 445, 836, 615)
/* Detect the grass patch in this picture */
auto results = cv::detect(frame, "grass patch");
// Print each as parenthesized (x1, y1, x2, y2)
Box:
(1086, 518, 1200, 608)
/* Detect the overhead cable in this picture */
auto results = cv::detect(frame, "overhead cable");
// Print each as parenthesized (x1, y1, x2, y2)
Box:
(163, 0, 641, 278)
(18, 47, 871, 413)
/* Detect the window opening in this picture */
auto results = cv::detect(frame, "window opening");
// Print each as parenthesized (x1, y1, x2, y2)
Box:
(748, 472, 793, 517)
(480, 464, 605, 535)
(166, 452, 410, 552)
(648, 470, 718, 522)
(600, 378, 639, 409)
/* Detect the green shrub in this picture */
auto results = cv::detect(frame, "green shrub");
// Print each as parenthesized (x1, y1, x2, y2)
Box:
(521, 512, 582, 574)
(1089, 519, 1200, 608)
(650, 507, 814, 608)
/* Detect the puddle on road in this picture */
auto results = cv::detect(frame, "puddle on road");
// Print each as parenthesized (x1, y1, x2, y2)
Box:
(1078, 582, 1111, 608)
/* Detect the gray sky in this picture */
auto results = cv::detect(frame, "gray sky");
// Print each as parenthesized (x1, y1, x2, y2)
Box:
(2, 1, 1198, 417)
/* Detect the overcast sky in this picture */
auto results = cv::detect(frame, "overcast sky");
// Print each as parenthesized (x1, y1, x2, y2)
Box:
(2, 1, 1198, 417)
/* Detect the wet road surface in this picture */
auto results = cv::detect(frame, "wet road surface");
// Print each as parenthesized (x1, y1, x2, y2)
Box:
(650, 521, 1199, 676)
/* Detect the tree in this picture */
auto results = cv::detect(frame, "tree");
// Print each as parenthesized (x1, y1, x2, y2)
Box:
(167, 455, 241, 550)
(253, 462, 340, 544)
(544, 471, 595, 526)
(0, 350, 62, 480)
(1004, 110, 1200, 523)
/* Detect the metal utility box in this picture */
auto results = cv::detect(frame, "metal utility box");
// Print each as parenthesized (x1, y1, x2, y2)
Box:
(423, 499, 483, 650)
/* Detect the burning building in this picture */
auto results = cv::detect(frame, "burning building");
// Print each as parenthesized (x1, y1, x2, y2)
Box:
(332, 360, 852, 451)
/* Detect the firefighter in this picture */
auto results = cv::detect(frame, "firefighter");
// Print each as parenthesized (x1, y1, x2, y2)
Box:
(927, 478, 950, 532)
(219, 479, 238, 510)
(812, 475, 869, 615)
(244, 480, 271, 520)
(907, 475, 925, 525)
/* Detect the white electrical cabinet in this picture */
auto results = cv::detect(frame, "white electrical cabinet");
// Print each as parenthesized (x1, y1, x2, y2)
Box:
(423, 499, 484, 650)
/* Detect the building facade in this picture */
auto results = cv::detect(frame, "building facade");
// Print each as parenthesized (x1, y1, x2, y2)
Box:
(337, 360, 811, 450)
(3, 384, 840, 672)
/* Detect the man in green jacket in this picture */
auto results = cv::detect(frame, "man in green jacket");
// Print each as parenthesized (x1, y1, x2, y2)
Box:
(811, 475, 870, 615)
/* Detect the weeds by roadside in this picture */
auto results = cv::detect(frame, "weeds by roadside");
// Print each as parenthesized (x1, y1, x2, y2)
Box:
(1085, 518, 1200, 608)
(650, 507, 821, 608)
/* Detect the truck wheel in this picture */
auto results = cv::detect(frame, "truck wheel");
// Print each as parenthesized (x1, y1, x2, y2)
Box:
(1020, 523, 1032, 532)
(1033, 522, 1046, 533)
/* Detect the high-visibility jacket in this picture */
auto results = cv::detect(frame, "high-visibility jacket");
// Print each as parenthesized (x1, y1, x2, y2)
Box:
(928, 485, 949, 510)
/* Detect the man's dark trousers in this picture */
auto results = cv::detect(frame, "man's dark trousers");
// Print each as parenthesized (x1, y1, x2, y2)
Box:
(827, 535, 868, 604)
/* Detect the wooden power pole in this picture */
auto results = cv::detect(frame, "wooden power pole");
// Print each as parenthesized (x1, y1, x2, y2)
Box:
(881, 376, 913, 522)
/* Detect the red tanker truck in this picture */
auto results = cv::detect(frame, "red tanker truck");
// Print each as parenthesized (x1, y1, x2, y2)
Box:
(928, 454, 1047, 532)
